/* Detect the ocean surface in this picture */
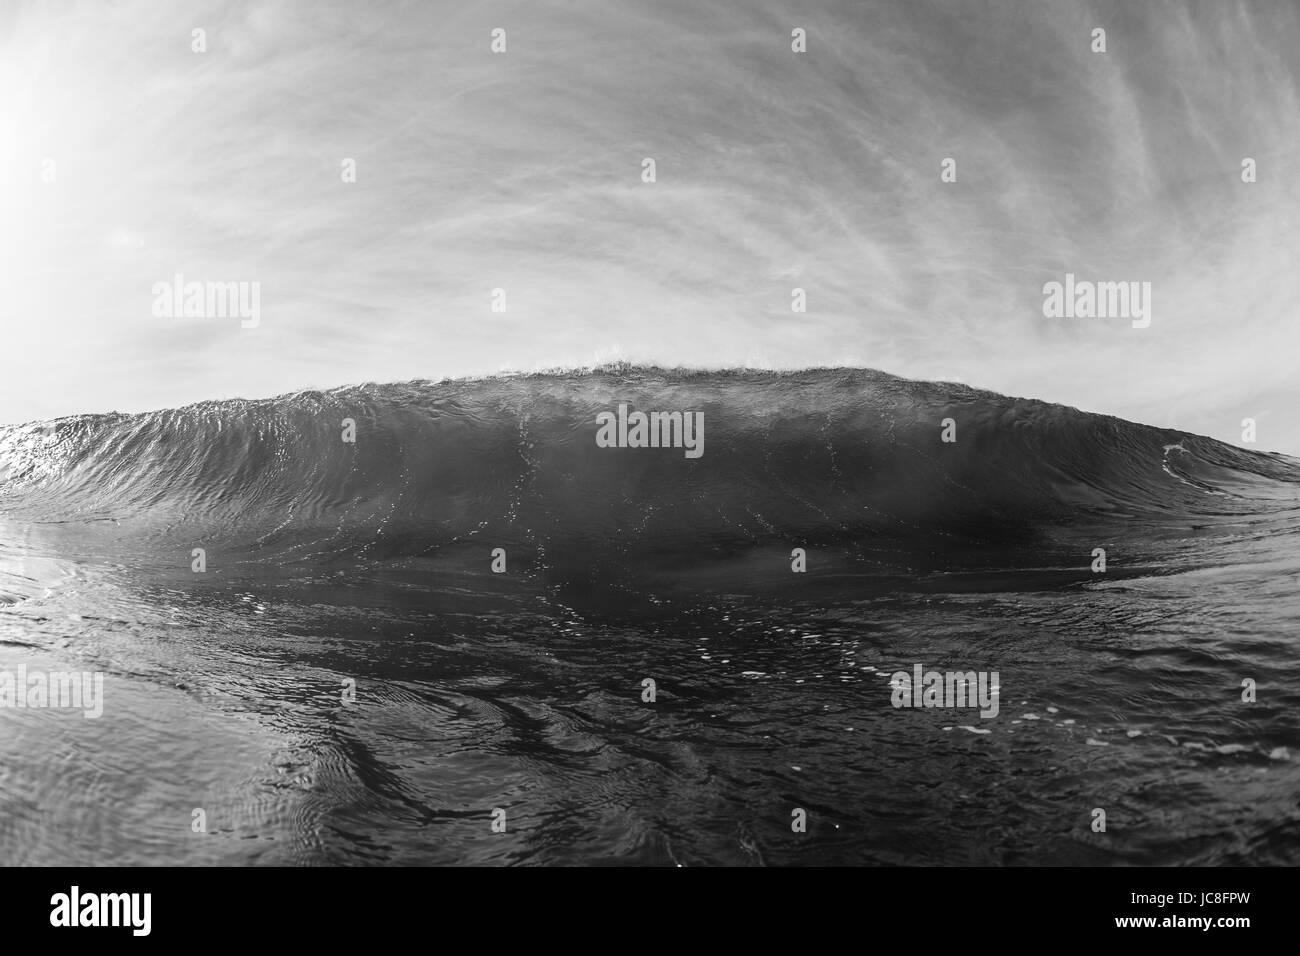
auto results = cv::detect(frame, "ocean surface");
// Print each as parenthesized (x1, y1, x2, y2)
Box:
(1, 366, 1297, 866)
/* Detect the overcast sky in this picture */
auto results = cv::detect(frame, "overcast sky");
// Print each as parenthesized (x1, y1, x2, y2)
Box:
(1, 0, 1297, 452)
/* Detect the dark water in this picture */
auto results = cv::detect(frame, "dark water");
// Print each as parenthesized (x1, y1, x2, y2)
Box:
(1, 367, 1298, 865)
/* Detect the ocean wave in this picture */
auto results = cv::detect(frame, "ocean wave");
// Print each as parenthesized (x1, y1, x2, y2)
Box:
(1, 367, 1296, 563)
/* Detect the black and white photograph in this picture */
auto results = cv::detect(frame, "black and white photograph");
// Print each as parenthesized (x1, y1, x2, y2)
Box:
(0, 0, 1293, 934)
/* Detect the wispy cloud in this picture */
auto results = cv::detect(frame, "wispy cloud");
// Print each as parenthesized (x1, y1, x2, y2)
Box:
(2, 0, 1297, 451)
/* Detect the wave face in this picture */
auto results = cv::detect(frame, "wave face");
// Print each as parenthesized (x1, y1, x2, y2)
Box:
(2, 367, 1299, 867)
(2, 367, 1296, 565)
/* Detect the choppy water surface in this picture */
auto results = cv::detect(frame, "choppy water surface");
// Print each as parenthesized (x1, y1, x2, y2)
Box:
(2, 368, 1298, 865)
